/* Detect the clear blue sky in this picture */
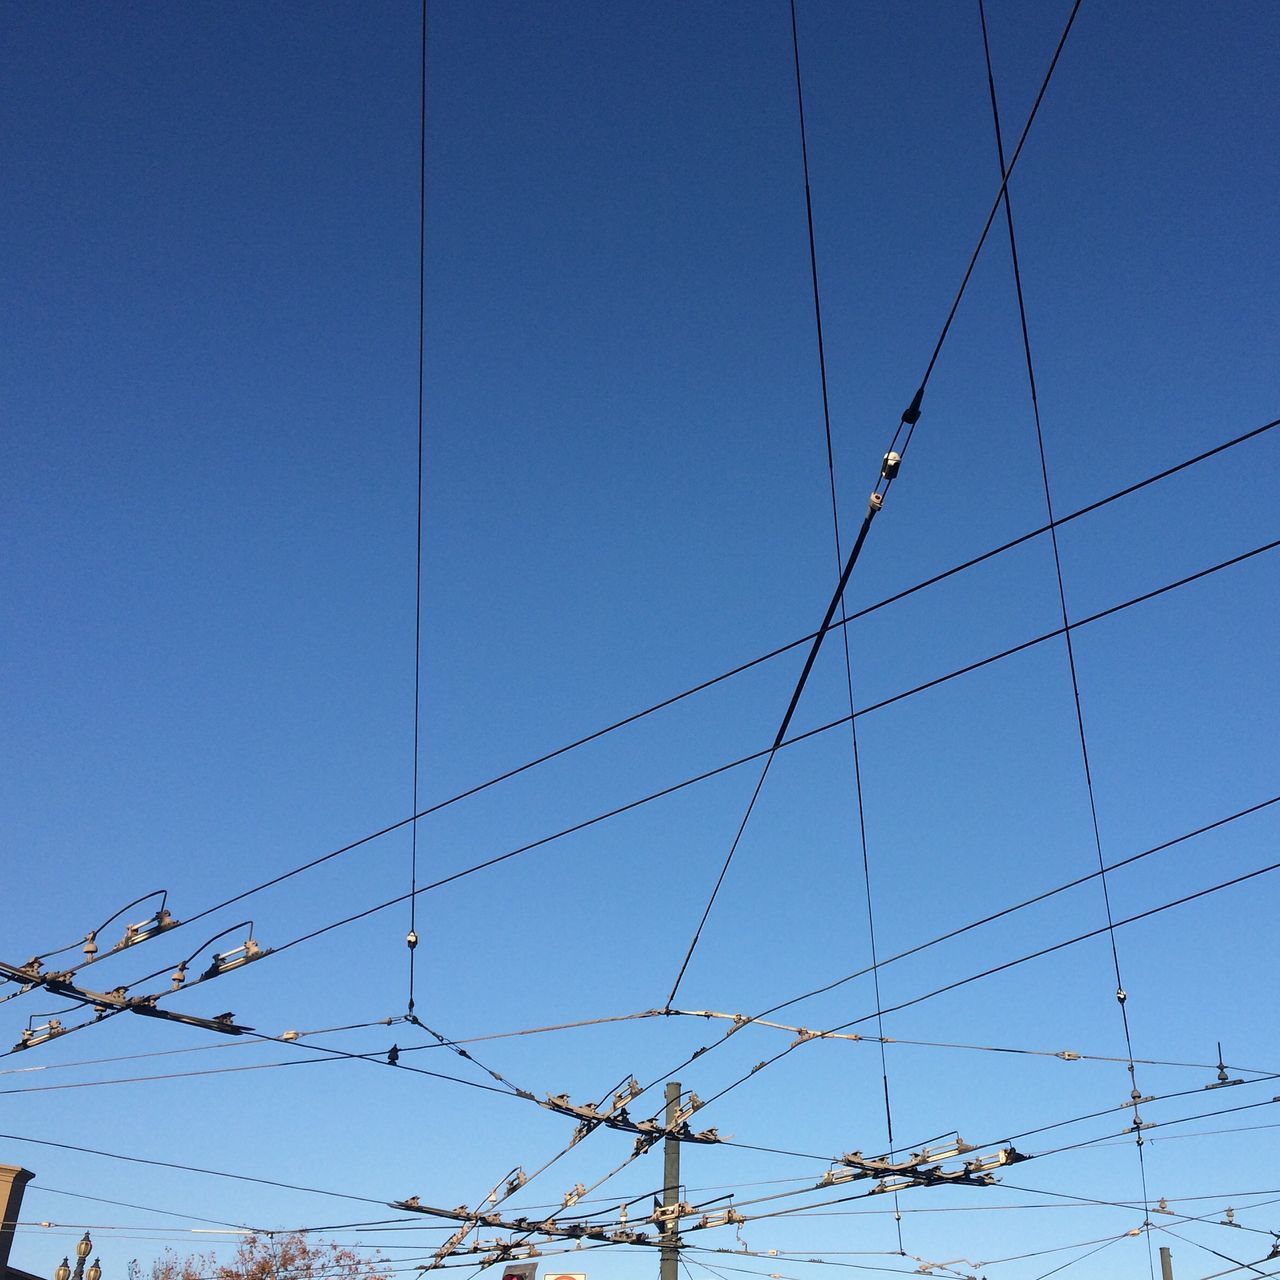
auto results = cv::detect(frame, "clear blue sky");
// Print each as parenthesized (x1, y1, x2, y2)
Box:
(3, 3, 1277, 1280)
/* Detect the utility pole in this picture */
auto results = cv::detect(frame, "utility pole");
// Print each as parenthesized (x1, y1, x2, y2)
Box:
(660, 1080, 681, 1280)
(1159, 1246, 1174, 1280)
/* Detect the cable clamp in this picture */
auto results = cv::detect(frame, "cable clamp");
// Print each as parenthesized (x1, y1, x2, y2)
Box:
(867, 492, 884, 517)
(901, 387, 924, 425)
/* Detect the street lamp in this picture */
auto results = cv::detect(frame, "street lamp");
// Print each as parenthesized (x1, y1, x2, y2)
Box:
(54, 1233, 101, 1280)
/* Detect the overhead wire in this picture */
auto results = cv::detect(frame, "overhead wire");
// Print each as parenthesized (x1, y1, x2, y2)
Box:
(0, 1012, 650, 1079)
(1029, 1233, 1128, 1280)
(0, 1131, 392, 1206)
(664, 1010, 1277, 1076)
(999, 1182, 1280, 1240)
(14, 7, 1276, 1270)
(87, 779, 1262, 1239)
(24, 1184, 256, 1232)
(559, 787, 1278, 1145)
(786, 0, 902, 1251)
(12, 414, 1272, 1007)
(976, 4, 1156, 1276)
(1157, 1228, 1274, 1279)
(252, 534, 1280, 968)
(662, 0, 1086, 1012)
(12, 789, 1272, 1251)
(690, 855, 1280, 1113)
(381, 936, 1280, 1268)
(406, 0, 427, 1019)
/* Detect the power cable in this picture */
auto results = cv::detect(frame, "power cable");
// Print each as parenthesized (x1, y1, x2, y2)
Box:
(1029, 1233, 1128, 1280)
(1001, 1181, 1280, 1240)
(261, 535, 1280, 966)
(666, 1010, 1277, 1076)
(1157, 1228, 1273, 1280)
(406, 0, 427, 1018)
(555, 788, 1278, 1142)
(691, 856, 1280, 1113)
(731, 788, 1277, 1031)
(0, 1132, 391, 1206)
(25, 1185, 256, 1232)
(663, 0, 1086, 1011)
(391, 887, 1280, 1268)
(19, 414, 1271, 1001)
(98, 772, 1263, 1222)
(977, 5, 1155, 1275)
(787, 0, 902, 1250)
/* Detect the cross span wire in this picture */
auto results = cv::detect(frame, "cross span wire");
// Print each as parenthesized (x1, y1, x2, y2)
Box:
(977, 5, 1156, 1274)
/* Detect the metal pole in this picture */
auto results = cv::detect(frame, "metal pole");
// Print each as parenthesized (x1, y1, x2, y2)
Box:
(660, 1081, 681, 1280)
(1159, 1245, 1174, 1280)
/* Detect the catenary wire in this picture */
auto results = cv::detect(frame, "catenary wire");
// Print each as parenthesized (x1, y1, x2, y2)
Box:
(664, 1010, 1277, 1076)
(0, 1131, 392, 1206)
(662, 0, 1086, 1012)
(24, 1185, 256, 1232)
(260, 534, 1280, 964)
(18, 412, 1271, 1000)
(294, 890, 1280, 1260)
(1030, 1234, 1128, 1280)
(976, 4, 1156, 1273)
(406, 0, 428, 1016)
(1156, 1227, 1272, 1279)
(787, 0, 902, 1249)
(688, 857, 1280, 1113)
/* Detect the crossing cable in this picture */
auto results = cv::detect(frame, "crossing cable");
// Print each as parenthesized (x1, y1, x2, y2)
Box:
(694, 788, 1277, 1038)
(1029, 1234, 1128, 1280)
(1194, 1264, 1280, 1280)
(405, 857, 1280, 1257)
(713, 1070, 1280, 1182)
(644, 1096, 1280, 1239)
(263, 528, 1278, 962)
(994, 1183, 1280, 1238)
(6, 580, 1274, 1089)
(254, 499, 1278, 968)
(22, 1027, 1272, 1107)
(976, 5, 1156, 1273)
(1156, 1228, 1273, 1280)
(664, 1010, 1278, 1077)
(1028, 1094, 1280, 1164)
(661, 0, 1085, 1012)
(12, 414, 1265, 1004)
(406, 0, 429, 1015)
(787, 0, 902, 1249)
(216, 1186, 1280, 1236)
(25, 1185, 256, 1232)
(0, 1131, 391, 1206)
(674, 855, 1280, 1115)
(686, 1254, 932, 1280)
(0, 1017, 401, 1076)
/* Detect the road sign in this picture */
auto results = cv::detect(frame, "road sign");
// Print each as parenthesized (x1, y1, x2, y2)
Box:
(500, 1265, 538, 1280)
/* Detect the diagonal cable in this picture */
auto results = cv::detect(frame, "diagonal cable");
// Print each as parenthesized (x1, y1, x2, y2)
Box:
(663, 0, 1085, 1010)
(407, 0, 428, 1014)
(977, 3, 1154, 1276)
(788, 0, 902, 1248)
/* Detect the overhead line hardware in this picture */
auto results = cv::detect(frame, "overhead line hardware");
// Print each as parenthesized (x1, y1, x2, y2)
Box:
(1, 926, 268, 1053)
(20, 416, 1269, 989)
